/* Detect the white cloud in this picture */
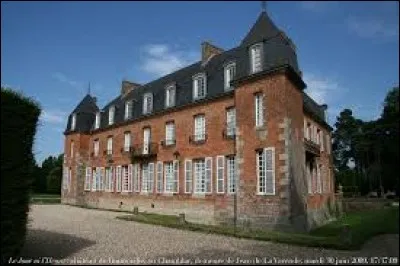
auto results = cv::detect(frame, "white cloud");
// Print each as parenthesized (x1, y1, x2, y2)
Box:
(52, 72, 82, 88)
(141, 44, 198, 77)
(40, 110, 67, 124)
(303, 73, 340, 105)
(347, 17, 399, 39)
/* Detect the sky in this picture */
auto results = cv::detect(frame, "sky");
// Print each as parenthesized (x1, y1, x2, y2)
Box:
(1, 1, 399, 165)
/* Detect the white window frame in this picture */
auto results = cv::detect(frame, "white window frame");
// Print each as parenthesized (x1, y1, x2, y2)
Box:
(164, 161, 178, 193)
(194, 115, 206, 141)
(99, 167, 105, 191)
(226, 108, 236, 137)
(133, 163, 140, 192)
(116, 166, 122, 192)
(84, 167, 91, 191)
(255, 93, 264, 127)
(141, 163, 154, 193)
(143, 128, 151, 155)
(216, 156, 225, 194)
(108, 106, 115, 125)
(122, 165, 131, 192)
(320, 131, 324, 152)
(224, 62, 236, 90)
(71, 114, 76, 131)
(105, 166, 114, 192)
(256, 147, 275, 195)
(124, 132, 131, 152)
(194, 157, 212, 194)
(165, 122, 175, 145)
(165, 85, 176, 108)
(107, 137, 113, 155)
(250, 43, 263, 74)
(143, 93, 153, 114)
(184, 159, 192, 194)
(94, 139, 99, 157)
(227, 156, 236, 194)
(125, 101, 133, 120)
(91, 168, 96, 191)
(95, 112, 100, 129)
(156, 161, 163, 193)
(193, 73, 207, 100)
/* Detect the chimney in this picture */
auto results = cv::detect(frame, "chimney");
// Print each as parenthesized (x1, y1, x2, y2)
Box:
(121, 80, 141, 97)
(201, 41, 224, 64)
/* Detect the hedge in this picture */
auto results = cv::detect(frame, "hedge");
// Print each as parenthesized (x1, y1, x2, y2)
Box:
(1, 88, 41, 263)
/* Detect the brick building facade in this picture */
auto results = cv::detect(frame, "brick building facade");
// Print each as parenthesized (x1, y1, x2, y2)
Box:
(62, 10, 335, 231)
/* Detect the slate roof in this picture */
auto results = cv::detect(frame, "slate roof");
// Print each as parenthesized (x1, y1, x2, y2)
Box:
(65, 11, 329, 134)
(65, 94, 99, 134)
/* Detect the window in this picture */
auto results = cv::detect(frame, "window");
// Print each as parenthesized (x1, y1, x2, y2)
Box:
(224, 63, 236, 90)
(194, 157, 212, 193)
(164, 161, 178, 193)
(316, 129, 321, 145)
(141, 163, 154, 193)
(307, 163, 312, 194)
(317, 164, 322, 193)
(216, 156, 225, 194)
(194, 115, 206, 141)
(227, 156, 236, 194)
(307, 123, 312, 141)
(184, 160, 192, 193)
(257, 147, 275, 195)
(105, 167, 114, 192)
(95, 112, 100, 129)
(92, 167, 104, 191)
(250, 43, 263, 74)
(133, 164, 140, 192)
(143, 128, 151, 154)
(165, 122, 175, 145)
(116, 166, 122, 192)
(124, 132, 131, 152)
(71, 114, 76, 130)
(156, 162, 163, 193)
(226, 108, 236, 137)
(94, 139, 99, 157)
(122, 165, 132, 192)
(84, 167, 91, 191)
(193, 73, 207, 100)
(320, 131, 324, 152)
(165, 85, 176, 108)
(109, 106, 115, 125)
(91, 168, 96, 191)
(143, 93, 153, 114)
(107, 137, 113, 155)
(125, 101, 133, 120)
(99, 167, 105, 191)
(255, 93, 264, 127)
(70, 141, 74, 158)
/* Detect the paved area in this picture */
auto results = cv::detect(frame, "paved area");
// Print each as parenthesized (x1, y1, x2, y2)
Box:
(19, 205, 398, 265)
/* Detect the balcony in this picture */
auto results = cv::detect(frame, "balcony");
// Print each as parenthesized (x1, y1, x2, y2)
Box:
(131, 143, 158, 159)
(189, 134, 208, 145)
(120, 146, 134, 154)
(222, 127, 236, 140)
(304, 138, 320, 157)
(160, 139, 176, 148)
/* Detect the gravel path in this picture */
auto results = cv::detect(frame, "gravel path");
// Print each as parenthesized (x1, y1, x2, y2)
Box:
(19, 204, 398, 265)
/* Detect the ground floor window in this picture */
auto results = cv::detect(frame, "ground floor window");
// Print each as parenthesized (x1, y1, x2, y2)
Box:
(226, 156, 236, 194)
(164, 161, 178, 193)
(194, 158, 212, 193)
(256, 148, 275, 195)
(141, 163, 154, 192)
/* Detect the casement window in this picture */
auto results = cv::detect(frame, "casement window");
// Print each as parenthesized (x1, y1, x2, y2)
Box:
(94, 139, 99, 157)
(124, 132, 131, 152)
(105, 167, 114, 192)
(255, 93, 264, 127)
(95, 112, 100, 129)
(133, 164, 140, 192)
(70, 141, 74, 158)
(317, 164, 322, 194)
(320, 131, 324, 152)
(304, 119, 308, 139)
(91, 168, 97, 191)
(165, 85, 176, 108)
(165, 122, 175, 145)
(216, 156, 225, 194)
(98, 167, 105, 191)
(316, 129, 321, 145)
(156, 162, 163, 193)
(164, 161, 178, 193)
(250, 43, 263, 74)
(143, 93, 153, 114)
(307, 123, 312, 141)
(122, 165, 132, 192)
(194, 157, 212, 193)
(141, 163, 154, 193)
(226, 108, 236, 137)
(84, 167, 91, 191)
(143, 128, 151, 155)
(108, 106, 115, 125)
(125, 101, 133, 120)
(193, 73, 207, 100)
(194, 115, 206, 141)
(326, 135, 331, 154)
(93, 167, 101, 191)
(224, 62, 236, 90)
(71, 114, 76, 131)
(116, 166, 122, 192)
(227, 156, 236, 194)
(107, 137, 113, 155)
(184, 159, 193, 193)
(256, 147, 275, 195)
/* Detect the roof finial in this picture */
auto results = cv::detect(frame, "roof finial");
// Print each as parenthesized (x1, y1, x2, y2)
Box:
(87, 82, 91, 95)
(261, 1, 267, 13)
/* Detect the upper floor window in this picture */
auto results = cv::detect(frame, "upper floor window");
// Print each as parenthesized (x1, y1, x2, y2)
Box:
(143, 93, 153, 114)
(194, 115, 206, 141)
(95, 112, 100, 129)
(165, 122, 176, 146)
(165, 85, 176, 108)
(226, 107, 236, 137)
(255, 93, 264, 127)
(107, 136, 113, 155)
(71, 114, 76, 131)
(193, 73, 207, 100)
(70, 141, 74, 158)
(224, 62, 236, 90)
(125, 101, 133, 120)
(108, 106, 115, 125)
(250, 43, 263, 74)
(94, 139, 99, 157)
(124, 132, 131, 152)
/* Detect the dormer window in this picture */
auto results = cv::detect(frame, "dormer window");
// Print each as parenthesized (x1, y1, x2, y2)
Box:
(71, 113, 76, 131)
(224, 62, 236, 90)
(193, 73, 207, 100)
(250, 43, 263, 74)
(125, 101, 133, 120)
(143, 93, 153, 114)
(108, 106, 115, 125)
(95, 112, 100, 129)
(165, 84, 176, 108)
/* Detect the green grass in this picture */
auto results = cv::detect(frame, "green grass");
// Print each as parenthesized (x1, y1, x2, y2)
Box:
(30, 193, 61, 204)
(116, 207, 399, 250)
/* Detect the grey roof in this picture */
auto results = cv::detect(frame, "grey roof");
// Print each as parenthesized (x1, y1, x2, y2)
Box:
(65, 94, 99, 134)
(65, 11, 328, 134)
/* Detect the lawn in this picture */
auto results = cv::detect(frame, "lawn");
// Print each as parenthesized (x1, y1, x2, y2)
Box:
(116, 206, 399, 250)
(30, 193, 61, 204)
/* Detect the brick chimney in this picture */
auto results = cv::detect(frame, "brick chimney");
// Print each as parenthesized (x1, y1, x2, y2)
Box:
(201, 41, 224, 64)
(121, 80, 141, 97)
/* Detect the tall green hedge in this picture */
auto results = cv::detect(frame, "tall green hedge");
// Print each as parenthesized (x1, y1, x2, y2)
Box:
(1, 88, 41, 263)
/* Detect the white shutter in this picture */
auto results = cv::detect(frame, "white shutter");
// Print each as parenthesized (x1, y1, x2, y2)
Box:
(85, 167, 91, 191)
(148, 163, 154, 193)
(173, 160, 179, 193)
(128, 165, 133, 192)
(91, 169, 96, 191)
(185, 160, 192, 193)
(116, 166, 122, 192)
(156, 162, 163, 193)
(100, 167, 105, 191)
(133, 164, 140, 192)
(320, 132, 324, 151)
(216, 156, 225, 194)
(205, 157, 212, 193)
(264, 147, 275, 195)
(110, 167, 115, 192)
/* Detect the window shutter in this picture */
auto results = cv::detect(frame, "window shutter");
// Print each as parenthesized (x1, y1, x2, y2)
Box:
(185, 160, 192, 193)
(100, 167, 105, 191)
(128, 164, 133, 192)
(264, 148, 275, 195)
(85, 167, 91, 191)
(156, 162, 163, 193)
(205, 157, 212, 193)
(116, 166, 122, 192)
(149, 163, 154, 193)
(91, 169, 96, 191)
(173, 160, 179, 193)
(133, 164, 140, 192)
(216, 156, 225, 194)
(110, 167, 114, 192)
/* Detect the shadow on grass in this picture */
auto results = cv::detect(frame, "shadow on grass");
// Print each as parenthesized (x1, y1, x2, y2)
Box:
(20, 229, 95, 259)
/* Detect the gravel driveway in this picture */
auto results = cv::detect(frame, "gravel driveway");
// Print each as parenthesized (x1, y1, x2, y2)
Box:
(19, 204, 398, 265)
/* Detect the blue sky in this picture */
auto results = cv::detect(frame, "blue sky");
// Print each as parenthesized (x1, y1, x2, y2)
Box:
(1, 1, 398, 164)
